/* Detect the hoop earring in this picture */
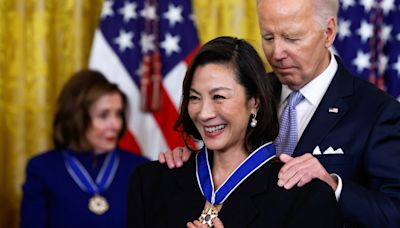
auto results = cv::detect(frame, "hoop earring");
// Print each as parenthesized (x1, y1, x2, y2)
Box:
(250, 113, 257, 128)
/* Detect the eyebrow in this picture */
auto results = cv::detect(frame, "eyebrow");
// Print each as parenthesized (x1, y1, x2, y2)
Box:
(263, 32, 303, 37)
(190, 86, 232, 95)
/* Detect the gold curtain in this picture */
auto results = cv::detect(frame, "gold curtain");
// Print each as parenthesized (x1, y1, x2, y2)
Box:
(0, 0, 263, 227)
(193, 0, 269, 67)
(0, 0, 103, 226)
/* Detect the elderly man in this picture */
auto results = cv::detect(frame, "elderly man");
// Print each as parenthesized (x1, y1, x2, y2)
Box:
(160, 0, 400, 227)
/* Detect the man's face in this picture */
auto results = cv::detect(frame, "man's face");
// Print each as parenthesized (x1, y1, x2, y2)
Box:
(257, 0, 334, 90)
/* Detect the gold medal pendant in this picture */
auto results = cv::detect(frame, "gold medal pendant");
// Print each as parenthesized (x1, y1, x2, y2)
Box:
(88, 194, 109, 215)
(199, 207, 219, 227)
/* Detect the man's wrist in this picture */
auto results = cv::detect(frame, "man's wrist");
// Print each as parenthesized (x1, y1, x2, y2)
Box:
(329, 174, 338, 191)
(330, 173, 343, 201)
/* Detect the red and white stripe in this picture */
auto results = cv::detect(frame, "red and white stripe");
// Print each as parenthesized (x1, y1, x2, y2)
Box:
(89, 30, 197, 159)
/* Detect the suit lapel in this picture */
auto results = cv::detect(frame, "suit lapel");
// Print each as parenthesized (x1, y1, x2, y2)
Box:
(293, 57, 354, 156)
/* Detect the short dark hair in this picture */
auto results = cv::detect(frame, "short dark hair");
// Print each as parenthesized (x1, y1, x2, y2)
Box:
(53, 69, 128, 151)
(174, 36, 279, 153)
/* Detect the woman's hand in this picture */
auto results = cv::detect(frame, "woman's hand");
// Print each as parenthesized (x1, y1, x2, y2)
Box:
(186, 218, 224, 228)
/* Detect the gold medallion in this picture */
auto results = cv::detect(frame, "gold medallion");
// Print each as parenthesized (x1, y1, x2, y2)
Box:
(88, 194, 109, 215)
(199, 207, 219, 227)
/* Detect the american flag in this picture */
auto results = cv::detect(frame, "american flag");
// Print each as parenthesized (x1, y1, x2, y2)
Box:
(334, 0, 400, 101)
(89, 0, 199, 159)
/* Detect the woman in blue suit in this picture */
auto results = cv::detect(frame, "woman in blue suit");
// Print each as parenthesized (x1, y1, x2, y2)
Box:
(20, 70, 148, 228)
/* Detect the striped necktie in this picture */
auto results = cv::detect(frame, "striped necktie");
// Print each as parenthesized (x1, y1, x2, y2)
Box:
(275, 91, 304, 156)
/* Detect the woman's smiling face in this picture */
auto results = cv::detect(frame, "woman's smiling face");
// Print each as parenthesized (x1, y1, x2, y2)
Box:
(188, 63, 256, 153)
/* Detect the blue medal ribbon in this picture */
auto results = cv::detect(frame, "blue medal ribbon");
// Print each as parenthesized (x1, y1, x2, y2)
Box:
(64, 149, 120, 195)
(196, 142, 276, 205)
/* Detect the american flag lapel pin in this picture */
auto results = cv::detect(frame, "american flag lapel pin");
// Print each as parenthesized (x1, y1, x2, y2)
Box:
(328, 107, 339, 113)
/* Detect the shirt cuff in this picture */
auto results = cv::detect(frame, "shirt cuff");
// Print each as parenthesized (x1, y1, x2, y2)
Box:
(330, 173, 342, 201)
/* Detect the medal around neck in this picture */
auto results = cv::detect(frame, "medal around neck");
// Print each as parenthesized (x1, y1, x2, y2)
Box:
(199, 206, 218, 227)
(64, 149, 119, 215)
(89, 194, 109, 215)
(196, 142, 276, 227)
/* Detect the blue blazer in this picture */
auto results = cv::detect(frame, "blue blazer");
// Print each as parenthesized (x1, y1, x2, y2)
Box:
(20, 148, 149, 228)
(272, 57, 400, 227)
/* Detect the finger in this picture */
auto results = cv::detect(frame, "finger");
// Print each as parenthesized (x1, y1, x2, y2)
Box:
(297, 174, 313, 187)
(278, 156, 315, 187)
(279, 154, 293, 163)
(158, 152, 166, 164)
(192, 220, 207, 228)
(281, 158, 320, 189)
(187, 221, 203, 228)
(213, 217, 224, 228)
(181, 147, 192, 162)
(172, 147, 184, 167)
(278, 162, 301, 185)
(279, 153, 313, 175)
(283, 167, 312, 189)
(164, 149, 176, 169)
(278, 171, 301, 189)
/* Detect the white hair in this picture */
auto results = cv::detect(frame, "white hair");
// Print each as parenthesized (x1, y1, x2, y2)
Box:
(256, 0, 339, 28)
(312, 0, 339, 28)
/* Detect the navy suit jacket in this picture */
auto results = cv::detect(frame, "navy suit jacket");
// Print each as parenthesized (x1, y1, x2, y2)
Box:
(20, 148, 148, 228)
(271, 57, 400, 227)
(127, 158, 341, 228)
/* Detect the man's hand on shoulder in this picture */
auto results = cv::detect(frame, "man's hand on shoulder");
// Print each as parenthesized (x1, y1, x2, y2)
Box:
(158, 146, 192, 169)
(278, 153, 338, 191)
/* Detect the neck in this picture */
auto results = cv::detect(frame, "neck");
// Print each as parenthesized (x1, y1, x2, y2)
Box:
(93, 149, 111, 155)
(211, 148, 248, 190)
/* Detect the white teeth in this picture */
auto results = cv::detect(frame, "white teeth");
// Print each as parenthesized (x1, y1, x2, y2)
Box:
(205, 125, 225, 133)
